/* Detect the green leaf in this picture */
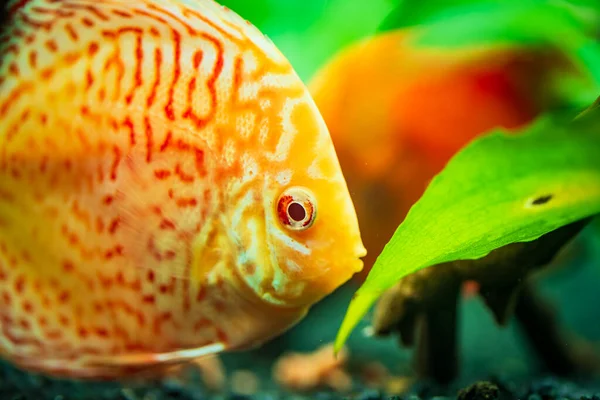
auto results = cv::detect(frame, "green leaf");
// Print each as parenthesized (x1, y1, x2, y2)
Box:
(334, 103, 600, 353)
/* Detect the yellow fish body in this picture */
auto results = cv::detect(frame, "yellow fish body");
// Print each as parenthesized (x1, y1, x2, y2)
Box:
(0, 0, 365, 377)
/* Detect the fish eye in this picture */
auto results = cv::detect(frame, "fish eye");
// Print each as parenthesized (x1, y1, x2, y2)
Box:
(276, 187, 317, 231)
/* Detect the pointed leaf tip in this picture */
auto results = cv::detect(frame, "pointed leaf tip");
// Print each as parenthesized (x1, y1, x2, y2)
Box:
(334, 290, 380, 352)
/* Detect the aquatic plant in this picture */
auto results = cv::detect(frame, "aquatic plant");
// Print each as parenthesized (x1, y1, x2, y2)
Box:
(335, 97, 600, 353)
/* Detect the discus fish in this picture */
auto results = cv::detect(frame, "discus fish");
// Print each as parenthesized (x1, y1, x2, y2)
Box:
(308, 27, 587, 277)
(0, 0, 365, 377)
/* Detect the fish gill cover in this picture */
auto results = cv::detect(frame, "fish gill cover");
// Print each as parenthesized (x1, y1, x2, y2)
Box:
(334, 0, 600, 352)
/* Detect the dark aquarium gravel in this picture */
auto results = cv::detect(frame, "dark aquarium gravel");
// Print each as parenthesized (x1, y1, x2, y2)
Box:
(4, 363, 600, 400)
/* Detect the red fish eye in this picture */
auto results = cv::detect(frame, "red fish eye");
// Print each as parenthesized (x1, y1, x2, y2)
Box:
(287, 202, 306, 222)
(277, 187, 317, 231)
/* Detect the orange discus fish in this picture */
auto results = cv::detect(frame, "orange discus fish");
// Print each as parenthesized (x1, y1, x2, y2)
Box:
(0, 0, 365, 377)
(309, 28, 586, 278)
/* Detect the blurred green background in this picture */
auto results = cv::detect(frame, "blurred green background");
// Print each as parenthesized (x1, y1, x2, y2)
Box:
(219, 0, 394, 81)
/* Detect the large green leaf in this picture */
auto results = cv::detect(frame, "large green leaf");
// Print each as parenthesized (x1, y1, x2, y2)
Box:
(334, 103, 600, 353)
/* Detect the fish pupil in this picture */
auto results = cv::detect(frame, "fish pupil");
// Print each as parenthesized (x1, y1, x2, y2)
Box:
(288, 202, 306, 222)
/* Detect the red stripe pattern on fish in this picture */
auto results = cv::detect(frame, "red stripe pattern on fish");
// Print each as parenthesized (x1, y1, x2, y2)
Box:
(0, 0, 365, 377)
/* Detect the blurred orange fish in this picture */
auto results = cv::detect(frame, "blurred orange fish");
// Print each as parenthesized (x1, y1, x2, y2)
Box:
(0, 0, 365, 377)
(309, 27, 588, 280)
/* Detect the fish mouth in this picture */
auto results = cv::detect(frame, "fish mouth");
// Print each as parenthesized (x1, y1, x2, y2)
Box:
(348, 245, 367, 275)
(355, 243, 367, 266)
(356, 244, 367, 259)
(353, 255, 366, 274)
